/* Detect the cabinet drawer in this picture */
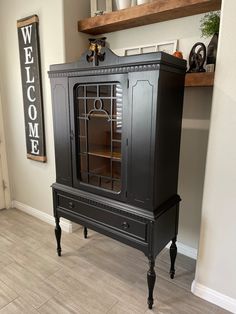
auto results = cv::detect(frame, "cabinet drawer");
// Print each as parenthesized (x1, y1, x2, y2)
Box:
(57, 194, 147, 241)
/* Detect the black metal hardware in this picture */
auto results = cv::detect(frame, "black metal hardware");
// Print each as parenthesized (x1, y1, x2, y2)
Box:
(70, 130, 74, 141)
(121, 221, 129, 230)
(68, 201, 74, 209)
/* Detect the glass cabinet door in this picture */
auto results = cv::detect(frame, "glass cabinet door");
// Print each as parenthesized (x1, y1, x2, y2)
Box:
(74, 81, 123, 193)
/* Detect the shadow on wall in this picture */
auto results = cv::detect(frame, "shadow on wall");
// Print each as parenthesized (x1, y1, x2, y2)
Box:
(178, 87, 213, 250)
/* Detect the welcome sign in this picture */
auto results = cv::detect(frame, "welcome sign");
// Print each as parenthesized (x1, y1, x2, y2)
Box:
(17, 15, 46, 162)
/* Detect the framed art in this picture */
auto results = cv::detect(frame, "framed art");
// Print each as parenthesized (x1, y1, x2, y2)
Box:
(90, 0, 112, 16)
(113, 40, 178, 56)
(17, 15, 46, 162)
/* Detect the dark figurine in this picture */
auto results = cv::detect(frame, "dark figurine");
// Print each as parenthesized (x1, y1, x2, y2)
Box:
(87, 37, 106, 66)
(187, 42, 206, 73)
(206, 33, 218, 72)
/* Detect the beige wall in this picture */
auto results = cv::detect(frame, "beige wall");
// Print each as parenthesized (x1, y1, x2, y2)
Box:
(0, 92, 11, 208)
(194, 0, 236, 304)
(106, 14, 209, 59)
(178, 88, 212, 249)
(106, 15, 212, 250)
(0, 0, 88, 216)
(63, 0, 89, 62)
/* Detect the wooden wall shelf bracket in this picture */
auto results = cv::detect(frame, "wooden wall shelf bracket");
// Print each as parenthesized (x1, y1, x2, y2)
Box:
(185, 72, 215, 87)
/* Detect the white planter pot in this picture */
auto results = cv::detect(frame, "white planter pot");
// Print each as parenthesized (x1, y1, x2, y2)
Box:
(137, 0, 150, 4)
(114, 0, 132, 10)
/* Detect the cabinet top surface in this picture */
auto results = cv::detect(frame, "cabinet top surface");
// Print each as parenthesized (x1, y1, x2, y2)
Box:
(48, 47, 186, 77)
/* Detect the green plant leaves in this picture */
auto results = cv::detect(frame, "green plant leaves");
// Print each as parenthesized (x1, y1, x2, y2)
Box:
(200, 11, 220, 38)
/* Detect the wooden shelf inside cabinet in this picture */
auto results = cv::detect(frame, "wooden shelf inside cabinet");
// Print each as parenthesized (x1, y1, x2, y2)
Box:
(87, 150, 121, 161)
(185, 72, 215, 87)
(79, 114, 119, 119)
(78, 0, 221, 35)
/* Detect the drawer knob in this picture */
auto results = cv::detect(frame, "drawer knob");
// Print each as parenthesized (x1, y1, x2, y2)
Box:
(121, 221, 129, 230)
(68, 201, 74, 209)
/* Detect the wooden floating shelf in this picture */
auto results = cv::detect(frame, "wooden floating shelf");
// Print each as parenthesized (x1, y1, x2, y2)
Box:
(78, 0, 221, 35)
(185, 72, 215, 87)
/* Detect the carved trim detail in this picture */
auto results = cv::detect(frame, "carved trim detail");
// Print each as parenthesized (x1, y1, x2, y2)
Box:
(48, 63, 160, 78)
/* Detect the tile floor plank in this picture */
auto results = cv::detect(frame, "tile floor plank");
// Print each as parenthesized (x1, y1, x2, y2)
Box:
(6, 246, 62, 280)
(0, 297, 39, 314)
(45, 268, 117, 314)
(0, 209, 232, 313)
(0, 280, 18, 310)
(38, 293, 89, 314)
(0, 263, 58, 309)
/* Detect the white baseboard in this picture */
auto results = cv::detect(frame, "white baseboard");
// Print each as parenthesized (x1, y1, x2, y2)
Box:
(12, 200, 80, 233)
(192, 280, 236, 314)
(166, 241, 198, 260)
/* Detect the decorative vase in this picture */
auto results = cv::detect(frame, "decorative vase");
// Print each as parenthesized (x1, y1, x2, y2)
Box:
(114, 0, 132, 10)
(137, 0, 150, 4)
(206, 33, 218, 72)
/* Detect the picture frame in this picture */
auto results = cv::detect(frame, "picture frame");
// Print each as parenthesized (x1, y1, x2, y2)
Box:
(90, 0, 112, 17)
(17, 15, 47, 163)
(113, 40, 178, 56)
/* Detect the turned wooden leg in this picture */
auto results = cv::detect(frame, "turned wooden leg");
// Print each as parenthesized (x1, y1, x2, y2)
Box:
(55, 217, 62, 256)
(169, 237, 177, 279)
(147, 256, 156, 309)
(84, 226, 88, 239)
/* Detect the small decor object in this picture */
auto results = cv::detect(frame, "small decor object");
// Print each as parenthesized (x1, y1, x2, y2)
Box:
(173, 50, 183, 59)
(17, 15, 46, 162)
(87, 37, 106, 66)
(94, 11, 104, 16)
(114, 0, 132, 10)
(206, 33, 218, 72)
(137, 0, 150, 4)
(187, 42, 206, 73)
(90, 0, 112, 17)
(200, 11, 220, 72)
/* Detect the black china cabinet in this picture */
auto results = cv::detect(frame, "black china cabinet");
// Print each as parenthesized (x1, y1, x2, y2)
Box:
(49, 40, 186, 309)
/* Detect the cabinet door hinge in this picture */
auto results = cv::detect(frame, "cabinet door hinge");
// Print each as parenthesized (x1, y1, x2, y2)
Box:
(126, 138, 128, 146)
(125, 191, 128, 198)
(2, 180, 7, 190)
(127, 79, 129, 89)
(70, 130, 74, 141)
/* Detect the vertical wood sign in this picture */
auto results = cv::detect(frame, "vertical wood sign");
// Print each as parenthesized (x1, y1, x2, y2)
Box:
(17, 15, 46, 162)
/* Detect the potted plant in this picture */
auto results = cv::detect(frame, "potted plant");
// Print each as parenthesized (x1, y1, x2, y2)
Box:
(200, 11, 220, 72)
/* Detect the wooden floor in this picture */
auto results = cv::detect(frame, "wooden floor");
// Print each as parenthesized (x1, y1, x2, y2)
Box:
(0, 208, 230, 314)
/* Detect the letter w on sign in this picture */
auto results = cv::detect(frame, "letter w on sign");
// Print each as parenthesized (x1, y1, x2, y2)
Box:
(17, 15, 46, 162)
